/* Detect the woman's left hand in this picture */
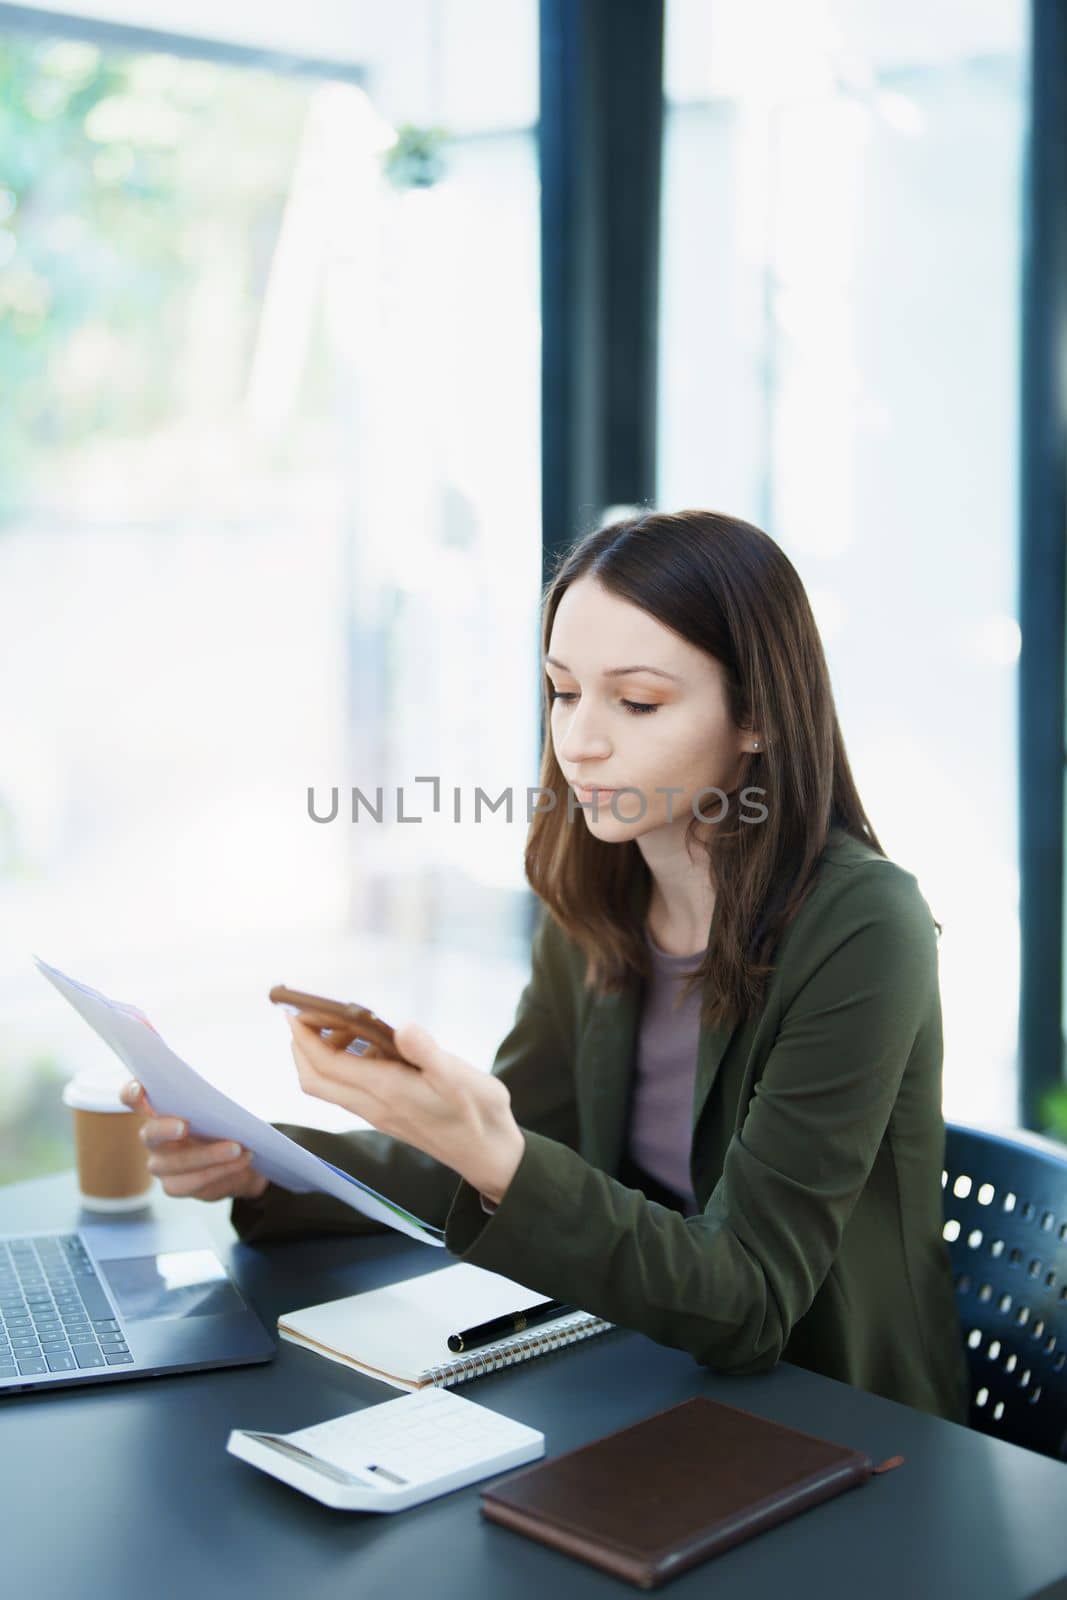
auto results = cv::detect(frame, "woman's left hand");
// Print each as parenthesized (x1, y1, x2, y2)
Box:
(286, 1015, 526, 1204)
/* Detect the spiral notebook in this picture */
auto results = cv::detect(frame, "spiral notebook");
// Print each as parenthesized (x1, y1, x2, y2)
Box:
(277, 1262, 614, 1390)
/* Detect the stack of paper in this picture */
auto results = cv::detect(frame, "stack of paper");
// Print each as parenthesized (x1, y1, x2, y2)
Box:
(34, 956, 445, 1247)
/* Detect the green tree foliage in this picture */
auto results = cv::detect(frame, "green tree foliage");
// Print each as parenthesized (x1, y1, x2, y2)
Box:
(0, 33, 312, 521)
(0, 38, 190, 510)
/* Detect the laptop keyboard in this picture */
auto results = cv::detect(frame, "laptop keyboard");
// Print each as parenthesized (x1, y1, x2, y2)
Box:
(0, 1234, 131, 1379)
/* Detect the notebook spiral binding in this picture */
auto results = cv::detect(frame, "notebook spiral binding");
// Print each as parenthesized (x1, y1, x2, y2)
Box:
(423, 1313, 616, 1387)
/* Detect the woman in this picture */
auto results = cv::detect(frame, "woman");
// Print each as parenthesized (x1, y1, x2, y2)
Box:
(121, 509, 971, 1424)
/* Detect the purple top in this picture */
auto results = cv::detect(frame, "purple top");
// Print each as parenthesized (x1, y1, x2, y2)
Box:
(625, 928, 704, 1213)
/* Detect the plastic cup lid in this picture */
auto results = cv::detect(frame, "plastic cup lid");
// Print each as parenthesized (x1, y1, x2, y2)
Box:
(62, 1071, 135, 1114)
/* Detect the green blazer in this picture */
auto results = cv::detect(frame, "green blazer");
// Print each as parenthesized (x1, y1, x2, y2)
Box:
(231, 825, 971, 1425)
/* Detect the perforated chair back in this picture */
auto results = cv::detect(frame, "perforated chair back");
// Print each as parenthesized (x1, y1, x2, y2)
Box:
(942, 1122, 1067, 1460)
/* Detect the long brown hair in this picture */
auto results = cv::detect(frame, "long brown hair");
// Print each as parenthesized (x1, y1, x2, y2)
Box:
(525, 508, 887, 1029)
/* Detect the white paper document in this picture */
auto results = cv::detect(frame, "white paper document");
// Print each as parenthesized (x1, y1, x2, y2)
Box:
(34, 956, 446, 1248)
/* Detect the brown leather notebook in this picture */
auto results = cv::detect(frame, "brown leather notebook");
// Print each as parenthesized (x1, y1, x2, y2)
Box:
(480, 1395, 903, 1590)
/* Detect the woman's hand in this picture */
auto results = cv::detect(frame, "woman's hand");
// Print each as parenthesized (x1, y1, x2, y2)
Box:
(118, 1081, 270, 1202)
(287, 1016, 526, 1204)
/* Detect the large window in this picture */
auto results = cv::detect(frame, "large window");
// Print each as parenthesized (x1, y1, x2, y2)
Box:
(659, 0, 1027, 1126)
(0, 1, 540, 1181)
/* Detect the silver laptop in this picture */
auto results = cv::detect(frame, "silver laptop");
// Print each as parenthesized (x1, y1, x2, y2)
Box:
(0, 1217, 275, 1394)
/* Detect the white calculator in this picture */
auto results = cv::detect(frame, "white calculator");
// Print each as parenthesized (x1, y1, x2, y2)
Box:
(226, 1387, 545, 1512)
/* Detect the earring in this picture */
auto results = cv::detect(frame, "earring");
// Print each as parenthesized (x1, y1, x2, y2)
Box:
(752, 741, 760, 751)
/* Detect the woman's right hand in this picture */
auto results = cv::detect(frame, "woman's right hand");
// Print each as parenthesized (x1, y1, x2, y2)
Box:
(119, 1080, 270, 1202)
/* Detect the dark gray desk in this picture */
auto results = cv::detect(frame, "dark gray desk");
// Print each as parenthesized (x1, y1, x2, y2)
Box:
(3, 1171, 1066, 1600)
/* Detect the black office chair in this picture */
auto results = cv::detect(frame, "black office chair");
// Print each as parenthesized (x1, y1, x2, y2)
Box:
(942, 1122, 1067, 1461)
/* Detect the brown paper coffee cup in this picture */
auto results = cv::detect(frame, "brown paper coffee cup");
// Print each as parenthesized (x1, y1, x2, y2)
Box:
(62, 1073, 154, 1211)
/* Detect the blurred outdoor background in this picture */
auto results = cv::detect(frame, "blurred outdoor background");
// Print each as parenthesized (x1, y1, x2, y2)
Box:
(0, 0, 1032, 1182)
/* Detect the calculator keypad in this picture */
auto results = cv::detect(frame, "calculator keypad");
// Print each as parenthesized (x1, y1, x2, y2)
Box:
(295, 1389, 540, 1487)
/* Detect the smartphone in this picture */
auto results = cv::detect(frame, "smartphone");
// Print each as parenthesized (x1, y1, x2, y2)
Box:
(269, 985, 400, 1058)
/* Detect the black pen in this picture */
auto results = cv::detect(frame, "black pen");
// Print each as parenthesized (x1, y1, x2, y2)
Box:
(447, 1298, 575, 1353)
